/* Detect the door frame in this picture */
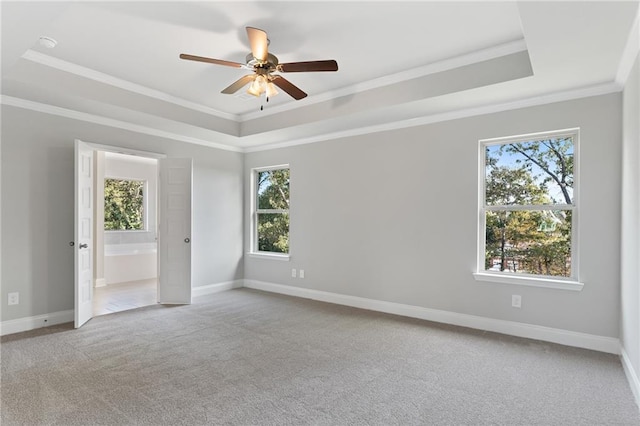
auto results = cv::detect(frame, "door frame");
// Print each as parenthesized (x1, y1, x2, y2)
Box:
(74, 139, 167, 327)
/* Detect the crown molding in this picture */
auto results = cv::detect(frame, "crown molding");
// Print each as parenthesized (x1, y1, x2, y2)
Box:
(615, 6, 640, 87)
(244, 81, 620, 153)
(2, 79, 620, 155)
(0, 95, 243, 153)
(22, 40, 527, 126)
(21, 49, 241, 122)
(240, 38, 528, 122)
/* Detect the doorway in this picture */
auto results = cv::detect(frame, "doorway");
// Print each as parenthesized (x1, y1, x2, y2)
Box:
(92, 151, 158, 316)
(74, 139, 193, 328)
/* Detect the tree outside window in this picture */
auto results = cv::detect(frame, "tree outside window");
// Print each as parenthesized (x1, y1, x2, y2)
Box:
(104, 178, 145, 231)
(255, 168, 289, 253)
(482, 131, 576, 278)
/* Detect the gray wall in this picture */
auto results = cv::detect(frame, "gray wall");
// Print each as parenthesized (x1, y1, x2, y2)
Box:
(0, 90, 628, 341)
(621, 54, 640, 379)
(1, 105, 244, 322)
(244, 93, 622, 338)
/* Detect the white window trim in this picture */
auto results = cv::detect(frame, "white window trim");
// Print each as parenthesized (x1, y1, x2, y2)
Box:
(247, 252, 291, 261)
(475, 128, 583, 291)
(104, 177, 148, 232)
(249, 164, 290, 259)
(472, 272, 583, 291)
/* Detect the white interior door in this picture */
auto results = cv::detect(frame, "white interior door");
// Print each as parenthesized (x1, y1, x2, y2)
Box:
(75, 140, 94, 327)
(158, 158, 192, 304)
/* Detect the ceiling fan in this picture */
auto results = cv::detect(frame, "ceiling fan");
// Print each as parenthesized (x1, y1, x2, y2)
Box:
(180, 27, 338, 102)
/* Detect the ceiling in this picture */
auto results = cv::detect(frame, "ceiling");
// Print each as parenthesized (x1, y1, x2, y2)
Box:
(1, 1, 638, 152)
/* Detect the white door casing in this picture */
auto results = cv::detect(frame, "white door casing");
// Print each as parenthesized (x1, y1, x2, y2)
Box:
(158, 158, 192, 304)
(74, 140, 94, 328)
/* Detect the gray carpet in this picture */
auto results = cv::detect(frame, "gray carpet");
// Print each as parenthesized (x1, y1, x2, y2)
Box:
(1, 288, 639, 425)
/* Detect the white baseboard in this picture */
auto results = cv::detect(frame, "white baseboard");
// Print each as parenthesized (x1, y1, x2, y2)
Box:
(2, 280, 620, 356)
(243, 280, 620, 355)
(0, 281, 242, 336)
(94, 278, 106, 288)
(621, 346, 640, 409)
(0, 310, 74, 336)
(193, 280, 243, 298)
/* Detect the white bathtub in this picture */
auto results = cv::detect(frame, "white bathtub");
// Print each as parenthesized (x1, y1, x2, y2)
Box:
(104, 243, 157, 285)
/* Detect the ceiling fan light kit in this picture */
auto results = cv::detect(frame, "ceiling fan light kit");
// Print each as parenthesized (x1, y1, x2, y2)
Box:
(247, 75, 279, 99)
(180, 26, 338, 108)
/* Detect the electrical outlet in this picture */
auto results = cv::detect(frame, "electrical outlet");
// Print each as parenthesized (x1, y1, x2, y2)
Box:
(299, 269, 305, 279)
(8, 292, 19, 306)
(512, 295, 522, 308)
(291, 269, 297, 278)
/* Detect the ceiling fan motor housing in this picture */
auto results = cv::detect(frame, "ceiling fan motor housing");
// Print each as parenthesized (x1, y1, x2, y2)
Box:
(246, 53, 279, 69)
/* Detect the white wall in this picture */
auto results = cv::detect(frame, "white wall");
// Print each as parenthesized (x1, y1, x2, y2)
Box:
(104, 249, 157, 285)
(0, 105, 244, 322)
(621, 53, 640, 395)
(244, 93, 622, 338)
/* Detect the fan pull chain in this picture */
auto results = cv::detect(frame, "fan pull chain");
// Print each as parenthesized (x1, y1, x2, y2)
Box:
(260, 96, 271, 111)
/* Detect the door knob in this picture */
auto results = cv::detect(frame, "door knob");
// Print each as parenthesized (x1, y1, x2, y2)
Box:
(184, 238, 190, 243)
(79, 243, 88, 249)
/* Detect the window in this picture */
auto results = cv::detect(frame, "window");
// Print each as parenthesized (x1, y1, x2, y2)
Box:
(253, 166, 290, 255)
(476, 129, 580, 288)
(104, 178, 145, 231)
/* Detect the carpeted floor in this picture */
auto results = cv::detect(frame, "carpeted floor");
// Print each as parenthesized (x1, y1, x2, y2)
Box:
(1, 288, 639, 425)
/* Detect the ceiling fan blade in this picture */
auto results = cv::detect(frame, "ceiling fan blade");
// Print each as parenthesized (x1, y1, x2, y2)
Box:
(278, 60, 338, 73)
(246, 27, 268, 62)
(221, 75, 256, 94)
(179, 54, 243, 68)
(271, 76, 307, 100)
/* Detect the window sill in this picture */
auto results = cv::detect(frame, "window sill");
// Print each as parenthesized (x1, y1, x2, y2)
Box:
(472, 272, 584, 291)
(247, 252, 290, 261)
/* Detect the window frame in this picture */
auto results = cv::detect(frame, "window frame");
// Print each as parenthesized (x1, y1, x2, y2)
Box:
(249, 164, 290, 260)
(473, 128, 583, 291)
(103, 177, 148, 232)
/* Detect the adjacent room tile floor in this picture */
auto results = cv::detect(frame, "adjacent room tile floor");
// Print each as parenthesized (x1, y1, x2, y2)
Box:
(93, 278, 157, 316)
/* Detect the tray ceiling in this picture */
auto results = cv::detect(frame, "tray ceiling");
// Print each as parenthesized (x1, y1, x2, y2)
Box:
(1, 1, 638, 151)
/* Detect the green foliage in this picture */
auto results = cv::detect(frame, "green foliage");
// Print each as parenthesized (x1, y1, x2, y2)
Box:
(257, 169, 289, 253)
(104, 179, 144, 231)
(485, 138, 573, 277)
(499, 137, 573, 204)
(485, 166, 547, 206)
(258, 213, 290, 253)
(485, 209, 571, 276)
